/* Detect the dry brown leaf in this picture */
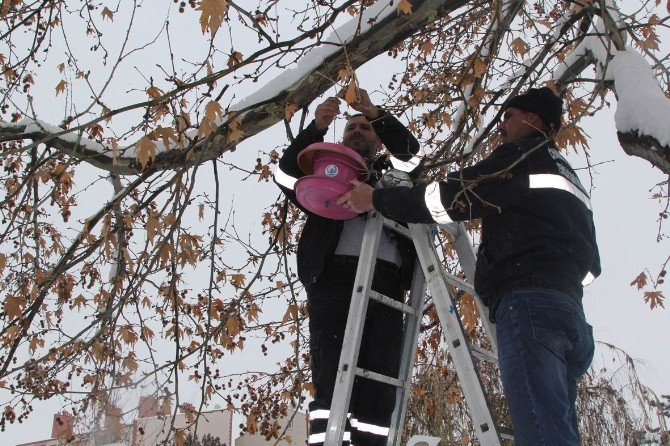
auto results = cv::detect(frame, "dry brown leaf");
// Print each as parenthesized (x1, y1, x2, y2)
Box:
(636, 25, 660, 52)
(226, 315, 241, 337)
(644, 290, 665, 309)
(397, 0, 413, 14)
(153, 125, 177, 149)
(119, 325, 138, 345)
(135, 136, 157, 169)
(55, 79, 67, 96)
(246, 414, 258, 433)
(630, 272, 647, 290)
(198, 0, 229, 36)
(344, 80, 358, 105)
(338, 65, 355, 82)
(419, 40, 434, 56)
(282, 303, 298, 323)
(303, 382, 315, 397)
(285, 102, 298, 121)
(3, 295, 25, 319)
(101, 7, 113, 21)
(230, 273, 245, 289)
(458, 293, 479, 335)
(122, 352, 138, 372)
(555, 125, 587, 151)
(198, 100, 224, 139)
(174, 430, 186, 446)
(226, 117, 245, 143)
(227, 50, 243, 68)
(180, 403, 197, 423)
(510, 37, 530, 58)
(146, 85, 164, 99)
(473, 57, 487, 77)
(2, 66, 16, 82)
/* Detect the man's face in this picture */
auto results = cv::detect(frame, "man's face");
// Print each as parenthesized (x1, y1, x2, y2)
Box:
(342, 115, 379, 159)
(499, 107, 541, 142)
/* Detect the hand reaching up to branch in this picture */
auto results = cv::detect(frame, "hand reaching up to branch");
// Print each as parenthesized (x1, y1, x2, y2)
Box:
(338, 87, 379, 120)
(314, 97, 341, 131)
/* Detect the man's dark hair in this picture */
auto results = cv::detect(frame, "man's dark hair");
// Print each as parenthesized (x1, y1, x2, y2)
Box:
(506, 87, 563, 131)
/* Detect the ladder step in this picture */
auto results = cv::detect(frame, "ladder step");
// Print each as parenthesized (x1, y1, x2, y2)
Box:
(369, 290, 418, 316)
(383, 218, 412, 239)
(354, 367, 404, 387)
(468, 343, 499, 364)
(499, 426, 515, 440)
(425, 266, 476, 296)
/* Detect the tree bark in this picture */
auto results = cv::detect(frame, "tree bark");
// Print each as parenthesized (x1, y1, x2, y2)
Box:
(618, 131, 670, 174)
(0, 0, 467, 176)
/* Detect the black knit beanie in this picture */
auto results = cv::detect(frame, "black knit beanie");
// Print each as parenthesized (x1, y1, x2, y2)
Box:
(506, 87, 563, 131)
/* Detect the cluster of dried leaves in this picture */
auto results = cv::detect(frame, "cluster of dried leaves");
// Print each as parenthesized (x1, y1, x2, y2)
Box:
(0, 0, 669, 444)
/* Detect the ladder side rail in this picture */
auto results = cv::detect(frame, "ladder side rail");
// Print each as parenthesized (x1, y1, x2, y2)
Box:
(324, 211, 385, 445)
(409, 224, 503, 446)
(386, 260, 427, 446)
(442, 222, 498, 353)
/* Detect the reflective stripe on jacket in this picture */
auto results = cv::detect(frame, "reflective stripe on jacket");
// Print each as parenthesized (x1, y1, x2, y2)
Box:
(372, 136, 601, 319)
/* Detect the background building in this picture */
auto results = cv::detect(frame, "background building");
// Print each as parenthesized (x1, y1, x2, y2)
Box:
(15, 397, 233, 446)
(234, 412, 307, 446)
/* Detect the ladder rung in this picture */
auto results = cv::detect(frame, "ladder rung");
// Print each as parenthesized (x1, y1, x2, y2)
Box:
(468, 343, 499, 364)
(354, 367, 404, 387)
(425, 265, 477, 296)
(499, 426, 515, 440)
(369, 290, 418, 316)
(382, 218, 412, 238)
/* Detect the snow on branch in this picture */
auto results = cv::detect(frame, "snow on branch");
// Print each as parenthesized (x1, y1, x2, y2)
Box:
(608, 50, 670, 172)
(553, 10, 670, 174)
(0, 0, 467, 176)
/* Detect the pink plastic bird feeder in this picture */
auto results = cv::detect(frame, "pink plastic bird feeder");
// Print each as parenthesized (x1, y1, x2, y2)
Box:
(295, 142, 369, 220)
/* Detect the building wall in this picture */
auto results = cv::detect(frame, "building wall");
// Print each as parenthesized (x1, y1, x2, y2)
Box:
(134, 409, 233, 446)
(235, 412, 307, 446)
(16, 408, 233, 446)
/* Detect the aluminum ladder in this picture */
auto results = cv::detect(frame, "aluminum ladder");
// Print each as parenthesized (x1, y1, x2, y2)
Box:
(323, 209, 513, 445)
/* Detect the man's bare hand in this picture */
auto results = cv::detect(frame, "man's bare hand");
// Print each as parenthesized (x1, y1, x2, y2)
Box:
(338, 88, 379, 120)
(314, 97, 341, 131)
(336, 180, 375, 214)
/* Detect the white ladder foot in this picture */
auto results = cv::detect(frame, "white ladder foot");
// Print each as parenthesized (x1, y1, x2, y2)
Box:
(406, 435, 441, 446)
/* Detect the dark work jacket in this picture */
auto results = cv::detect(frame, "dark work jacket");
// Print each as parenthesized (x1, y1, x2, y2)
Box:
(372, 135, 601, 320)
(274, 110, 420, 292)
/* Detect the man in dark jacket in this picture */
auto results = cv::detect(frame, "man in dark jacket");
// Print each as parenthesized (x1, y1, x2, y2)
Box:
(273, 89, 420, 446)
(340, 87, 600, 445)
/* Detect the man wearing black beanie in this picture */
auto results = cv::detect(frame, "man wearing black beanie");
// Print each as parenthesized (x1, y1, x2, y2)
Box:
(340, 86, 601, 445)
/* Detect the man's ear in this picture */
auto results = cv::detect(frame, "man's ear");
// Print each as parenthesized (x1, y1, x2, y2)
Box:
(527, 112, 544, 129)
(375, 137, 383, 152)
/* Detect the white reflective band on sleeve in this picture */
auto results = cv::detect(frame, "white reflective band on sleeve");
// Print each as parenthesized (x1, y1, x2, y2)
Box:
(274, 165, 298, 190)
(528, 174, 592, 210)
(308, 409, 330, 420)
(308, 433, 325, 444)
(582, 271, 596, 286)
(390, 152, 423, 173)
(350, 419, 390, 436)
(308, 432, 350, 444)
(424, 182, 453, 224)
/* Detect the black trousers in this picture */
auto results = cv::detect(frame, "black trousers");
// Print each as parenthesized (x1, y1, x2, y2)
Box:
(306, 256, 404, 446)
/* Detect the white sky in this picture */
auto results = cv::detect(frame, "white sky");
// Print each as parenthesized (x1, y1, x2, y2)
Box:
(2, 1, 669, 444)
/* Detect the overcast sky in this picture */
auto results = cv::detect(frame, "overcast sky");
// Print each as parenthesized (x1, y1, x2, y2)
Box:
(3, 1, 669, 444)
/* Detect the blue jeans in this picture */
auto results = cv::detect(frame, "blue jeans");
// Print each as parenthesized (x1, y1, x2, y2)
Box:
(495, 289, 595, 446)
